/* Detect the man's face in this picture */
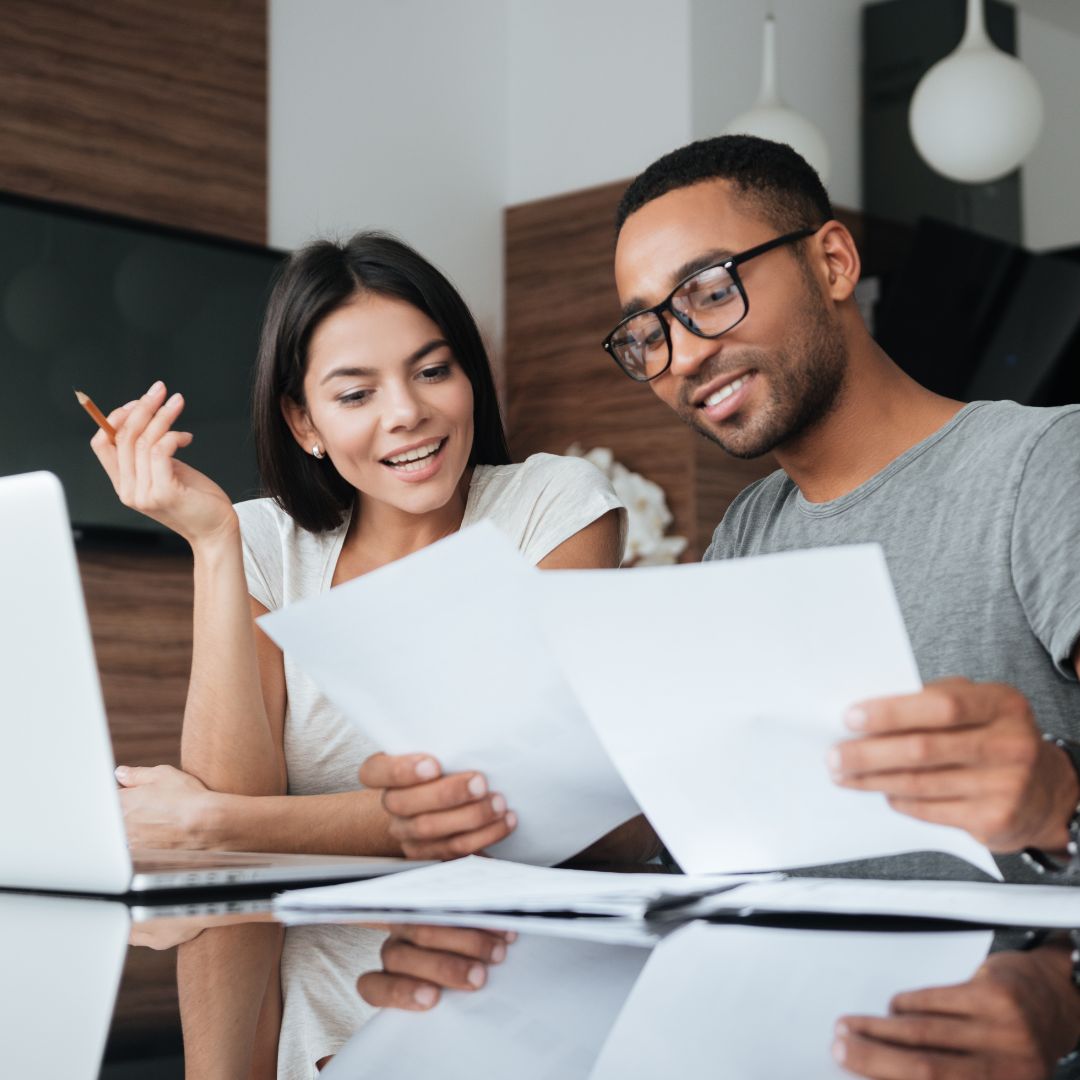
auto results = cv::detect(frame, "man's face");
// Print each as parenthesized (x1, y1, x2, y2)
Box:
(613, 179, 847, 459)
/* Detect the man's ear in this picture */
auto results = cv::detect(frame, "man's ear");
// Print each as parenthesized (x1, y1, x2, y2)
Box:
(814, 221, 861, 302)
(281, 395, 317, 452)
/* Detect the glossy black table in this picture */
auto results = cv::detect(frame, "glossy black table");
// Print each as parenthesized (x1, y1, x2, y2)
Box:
(3, 884, 1079, 1079)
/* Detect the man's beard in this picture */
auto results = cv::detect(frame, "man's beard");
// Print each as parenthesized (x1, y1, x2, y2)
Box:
(676, 291, 848, 460)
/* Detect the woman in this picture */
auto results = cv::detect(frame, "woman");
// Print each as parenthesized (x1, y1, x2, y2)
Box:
(89, 231, 626, 858)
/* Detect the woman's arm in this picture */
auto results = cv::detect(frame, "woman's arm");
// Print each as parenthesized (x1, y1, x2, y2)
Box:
(91, 384, 285, 796)
(179, 552, 287, 796)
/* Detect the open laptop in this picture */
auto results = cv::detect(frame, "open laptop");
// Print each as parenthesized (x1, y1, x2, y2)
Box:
(0, 471, 427, 894)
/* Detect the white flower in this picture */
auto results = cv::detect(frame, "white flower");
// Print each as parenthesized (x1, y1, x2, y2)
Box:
(566, 444, 688, 566)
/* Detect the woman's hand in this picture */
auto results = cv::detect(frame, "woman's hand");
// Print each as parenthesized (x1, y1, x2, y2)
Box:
(89, 380, 238, 548)
(358, 753, 517, 860)
(115, 763, 219, 849)
(357, 924, 516, 1011)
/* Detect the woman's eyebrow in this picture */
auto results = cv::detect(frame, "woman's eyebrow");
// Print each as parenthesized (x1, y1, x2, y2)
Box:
(319, 339, 450, 385)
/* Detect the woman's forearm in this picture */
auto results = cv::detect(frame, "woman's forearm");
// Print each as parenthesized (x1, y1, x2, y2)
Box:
(200, 788, 403, 857)
(180, 525, 285, 795)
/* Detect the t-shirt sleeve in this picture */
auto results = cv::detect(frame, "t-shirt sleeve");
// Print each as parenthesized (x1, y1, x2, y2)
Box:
(502, 454, 627, 565)
(233, 499, 283, 611)
(1010, 409, 1080, 680)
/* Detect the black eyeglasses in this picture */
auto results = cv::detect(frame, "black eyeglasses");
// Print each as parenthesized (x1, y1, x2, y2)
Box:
(602, 227, 818, 382)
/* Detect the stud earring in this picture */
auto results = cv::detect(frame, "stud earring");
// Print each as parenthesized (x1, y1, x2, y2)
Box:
(311, 444, 325, 460)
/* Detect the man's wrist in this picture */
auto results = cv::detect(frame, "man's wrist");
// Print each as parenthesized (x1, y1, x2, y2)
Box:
(191, 791, 233, 850)
(1021, 739, 1080, 869)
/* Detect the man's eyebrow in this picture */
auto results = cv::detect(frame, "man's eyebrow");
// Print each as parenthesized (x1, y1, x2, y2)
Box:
(319, 339, 449, 385)
(619, 249, 735, 319)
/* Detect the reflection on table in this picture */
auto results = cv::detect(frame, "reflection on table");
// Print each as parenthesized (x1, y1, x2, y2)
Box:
(2, 890, 1079, 1079)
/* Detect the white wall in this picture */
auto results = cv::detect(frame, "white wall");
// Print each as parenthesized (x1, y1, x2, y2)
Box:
(270, 0, 508, 348)
(690, 0, 865, 212)
(506, 0, 693, 206)
(1019, 12, 1080, 251)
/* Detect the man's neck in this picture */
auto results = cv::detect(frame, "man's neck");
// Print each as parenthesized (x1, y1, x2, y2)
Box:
(775, 339, 965, 504)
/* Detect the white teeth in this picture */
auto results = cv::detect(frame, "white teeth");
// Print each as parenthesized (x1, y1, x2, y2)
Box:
(702, 375, 748, 409)
(385, 439, 443, 465)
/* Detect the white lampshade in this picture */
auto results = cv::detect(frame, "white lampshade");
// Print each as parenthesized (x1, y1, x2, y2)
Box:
(723, 15, 831, 183)
(909, 0, 1044, 184)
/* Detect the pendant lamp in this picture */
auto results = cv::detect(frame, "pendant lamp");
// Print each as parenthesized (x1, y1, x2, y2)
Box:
(724, 14, 831, 183)
(908, 0, 1043, 184)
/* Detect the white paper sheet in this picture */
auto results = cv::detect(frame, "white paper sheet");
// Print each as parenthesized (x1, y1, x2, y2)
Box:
(535, 545, 1000, 879)
(275, 854, 775, 919)
(323, 932, 652, 1080)
(590, 922, 993, 1079)
(676, 874, 1080, 928)
(258, 523, 639, 866)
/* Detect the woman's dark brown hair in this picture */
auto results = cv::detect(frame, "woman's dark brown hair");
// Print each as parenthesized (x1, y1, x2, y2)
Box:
(252, 231, 510, 532)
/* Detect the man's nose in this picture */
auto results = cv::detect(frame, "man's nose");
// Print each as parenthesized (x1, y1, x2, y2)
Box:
(667, 317, 719, 378)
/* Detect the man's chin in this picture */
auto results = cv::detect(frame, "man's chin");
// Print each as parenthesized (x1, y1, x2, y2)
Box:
(686, 412, 780, 461)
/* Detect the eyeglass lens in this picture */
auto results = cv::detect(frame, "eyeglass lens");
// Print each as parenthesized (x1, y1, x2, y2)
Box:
(611, 264, 746, 379)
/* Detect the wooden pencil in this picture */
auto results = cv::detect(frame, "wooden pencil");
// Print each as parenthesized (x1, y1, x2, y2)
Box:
(74, 389, 117, 440)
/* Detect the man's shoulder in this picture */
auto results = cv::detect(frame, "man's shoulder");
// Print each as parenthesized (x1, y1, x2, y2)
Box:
(702, 467, 793, 562)
(956, 400, 1080, 451)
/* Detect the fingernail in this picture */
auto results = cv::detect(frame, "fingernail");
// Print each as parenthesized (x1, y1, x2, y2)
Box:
(114, 766, 128, 780)
(167, 392, 182, 406)
(505, 811, 518, 830)
(826, 747, 842, 775)
(844, 707, 868, 731)
(490, 942, 507, 964)
(413, 985, 437, 1007)
(146, 380, 163, 396)
(504, 931, 518, 943)
(467, 775, 487, 798)
(832, 1038, 846, 1064)
(835, 1021, 849, 1037)
(491, 794, 506, 814)
(466, 963, 486, 989)
(414, 758, 438, 781)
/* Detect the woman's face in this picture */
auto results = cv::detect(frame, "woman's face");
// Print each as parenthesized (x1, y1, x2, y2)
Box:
(288, 292, 475, 518)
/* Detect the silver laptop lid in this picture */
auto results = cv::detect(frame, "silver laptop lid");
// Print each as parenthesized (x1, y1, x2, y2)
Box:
(0, 471, 133, 893)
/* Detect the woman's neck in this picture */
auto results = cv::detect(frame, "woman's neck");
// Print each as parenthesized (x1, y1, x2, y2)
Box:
(335, 470, 473, 581)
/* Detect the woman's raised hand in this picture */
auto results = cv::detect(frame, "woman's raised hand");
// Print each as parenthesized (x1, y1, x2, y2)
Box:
(90, 381, 238, 548)
(359, 753, 517, 860)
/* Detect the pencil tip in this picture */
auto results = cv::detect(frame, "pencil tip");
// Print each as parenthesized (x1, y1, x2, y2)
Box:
(73, 389, 87, 403)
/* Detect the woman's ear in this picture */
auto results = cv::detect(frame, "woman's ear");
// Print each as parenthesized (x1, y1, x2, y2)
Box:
(815, 220, 862, 302)
(281, 395, 317, 452)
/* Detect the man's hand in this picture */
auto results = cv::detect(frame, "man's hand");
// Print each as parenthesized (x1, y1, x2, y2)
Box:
(357, 924, 516, 1010)
(834, 945, 1080, 1079)
(359, 753, 517, 860)
(829, 678, 1079, 853)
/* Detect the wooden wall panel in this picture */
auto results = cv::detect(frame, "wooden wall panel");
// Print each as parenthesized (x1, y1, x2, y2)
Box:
(0, 0, 266, 245)
(78, 547, 193, 767)
(505, 181, 777, 561)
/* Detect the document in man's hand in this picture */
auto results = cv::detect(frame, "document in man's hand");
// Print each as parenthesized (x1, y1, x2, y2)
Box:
(258, 523, 640, 867)
(533, 544, 1001, 879)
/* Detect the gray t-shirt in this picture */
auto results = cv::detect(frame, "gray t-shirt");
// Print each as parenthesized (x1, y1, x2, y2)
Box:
(704, 400, 1080, 883)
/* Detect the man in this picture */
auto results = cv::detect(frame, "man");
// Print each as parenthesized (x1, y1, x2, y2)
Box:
(361, 135, 1080, 1008)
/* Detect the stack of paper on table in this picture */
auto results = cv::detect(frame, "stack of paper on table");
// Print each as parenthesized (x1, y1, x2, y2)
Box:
(275, 854, 773, 920)
(276, 855, 1080, 929)
(262, 524, 998, 879)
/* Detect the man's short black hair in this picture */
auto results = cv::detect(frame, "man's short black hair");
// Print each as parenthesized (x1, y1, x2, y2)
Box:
(615, 135, 833, 238)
